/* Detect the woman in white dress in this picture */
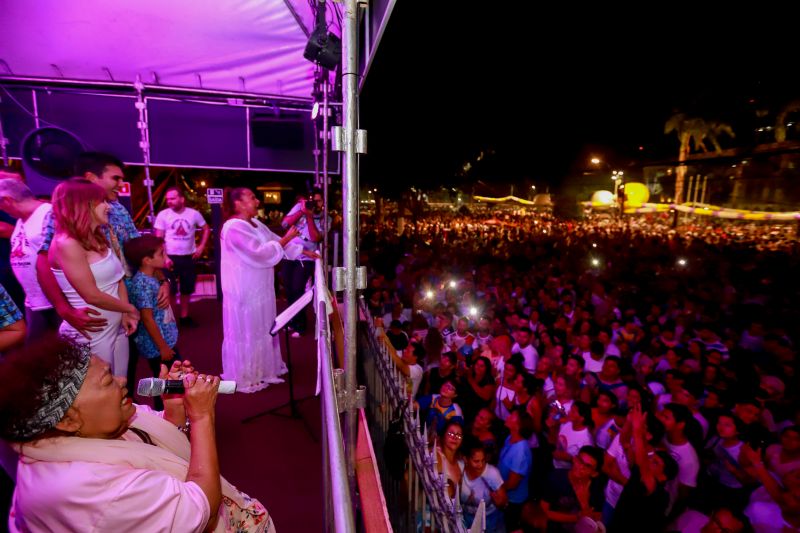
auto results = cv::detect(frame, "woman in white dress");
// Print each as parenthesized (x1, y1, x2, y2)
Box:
(220, 187, 303, 393)
(48, 180, 139, 375)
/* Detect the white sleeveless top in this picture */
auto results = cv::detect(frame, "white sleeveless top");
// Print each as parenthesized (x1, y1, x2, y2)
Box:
(51, 249, 124, 308)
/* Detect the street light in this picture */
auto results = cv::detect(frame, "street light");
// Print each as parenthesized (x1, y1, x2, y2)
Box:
(592, 158, 625, 216)
(611, 170, 624, 217)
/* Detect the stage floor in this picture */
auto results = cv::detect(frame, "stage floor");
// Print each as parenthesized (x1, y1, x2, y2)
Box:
(133, 298, 323, 532)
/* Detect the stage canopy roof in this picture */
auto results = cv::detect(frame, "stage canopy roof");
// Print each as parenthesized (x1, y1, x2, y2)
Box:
(0, 0, 393, 99)
(0, 0, 394, 172)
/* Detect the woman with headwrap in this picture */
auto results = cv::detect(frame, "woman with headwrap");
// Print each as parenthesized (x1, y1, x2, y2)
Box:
(0, 335, 276, 532)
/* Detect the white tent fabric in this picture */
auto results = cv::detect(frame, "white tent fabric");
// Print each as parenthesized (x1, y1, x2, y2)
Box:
(0, 0, 340, 99)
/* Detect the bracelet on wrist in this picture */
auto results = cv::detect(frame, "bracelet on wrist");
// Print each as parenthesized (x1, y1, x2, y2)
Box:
(177, 420, 190, 435)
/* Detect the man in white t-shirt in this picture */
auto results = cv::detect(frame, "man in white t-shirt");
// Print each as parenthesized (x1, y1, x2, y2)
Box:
(0, 178, 60, 340)
(659, 403, 699, 515)
(582, 340, 606, 374)
(511, 327, 538, 372)
(154, 187, 209, 326)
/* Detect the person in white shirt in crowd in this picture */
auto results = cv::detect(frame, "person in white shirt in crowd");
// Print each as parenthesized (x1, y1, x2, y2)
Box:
(451, 316, 478, 352)
(382, 301, 412, 330)
(475, 316, 493, 348)
(549, 400, 595, 470)
(0, 177, 60, 341)
(280, 188, 328, 337)
(658, 402, 701, 516)
(154, 187, 209, 327)
(459, 442, 508, 532)
(383, 336, 424, 399)
(583, 340, 607, 374)
(511, 327, 538, 373)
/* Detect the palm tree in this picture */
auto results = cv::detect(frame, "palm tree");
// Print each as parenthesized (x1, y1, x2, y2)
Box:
(775, 99, 800, 143)
(664, 113, 734, 204)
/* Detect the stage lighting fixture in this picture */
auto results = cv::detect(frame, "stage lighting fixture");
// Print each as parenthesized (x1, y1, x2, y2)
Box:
(311, 102, 320, 120)
(304, 25, 342, 70)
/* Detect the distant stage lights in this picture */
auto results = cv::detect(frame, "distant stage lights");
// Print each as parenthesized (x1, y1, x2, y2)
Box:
(592, 243, 597, 248)
(591, 258, 600, 267)
(425, 290, 434, 299)
(449, 280, 457, 288)
(677, 258, 688, 267)
(469, 307, 478, 317)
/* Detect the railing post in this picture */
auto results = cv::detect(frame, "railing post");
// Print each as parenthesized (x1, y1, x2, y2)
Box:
(318, 301, 356, 533)
(341, 0, 362, 497)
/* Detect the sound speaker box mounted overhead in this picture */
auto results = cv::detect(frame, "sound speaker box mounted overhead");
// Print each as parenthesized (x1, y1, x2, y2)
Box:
(21, 127, 85, 196)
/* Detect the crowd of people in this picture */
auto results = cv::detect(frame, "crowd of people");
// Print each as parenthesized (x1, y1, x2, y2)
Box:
(366, 209, 800, 532)
(0, 154, 330, 531)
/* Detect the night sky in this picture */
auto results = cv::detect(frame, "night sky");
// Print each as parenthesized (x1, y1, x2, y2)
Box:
(360, 6, 797, 197)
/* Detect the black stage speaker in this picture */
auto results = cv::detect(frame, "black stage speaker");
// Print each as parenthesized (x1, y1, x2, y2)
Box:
(21, 127, 85, 196)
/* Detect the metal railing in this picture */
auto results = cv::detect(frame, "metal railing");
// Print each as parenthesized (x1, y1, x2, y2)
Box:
(359, 299, 485, 533)
(315, 259, 357, 533)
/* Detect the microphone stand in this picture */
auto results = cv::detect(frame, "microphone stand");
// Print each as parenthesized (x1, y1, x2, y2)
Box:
(241, 288, 317, 442)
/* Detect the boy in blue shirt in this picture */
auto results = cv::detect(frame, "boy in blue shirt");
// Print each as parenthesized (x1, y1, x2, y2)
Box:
(124, 235, 179, 409)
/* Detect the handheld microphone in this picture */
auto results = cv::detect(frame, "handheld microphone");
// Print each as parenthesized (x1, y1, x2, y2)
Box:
(137, 377, 237, 397)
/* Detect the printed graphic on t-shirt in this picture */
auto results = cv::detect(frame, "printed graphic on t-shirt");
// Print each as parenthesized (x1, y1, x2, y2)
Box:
(171, 219, 191, 239)
(10, 233, 28, 263)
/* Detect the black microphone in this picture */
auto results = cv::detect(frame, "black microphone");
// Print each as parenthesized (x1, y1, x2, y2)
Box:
(137, 377, 237, 397)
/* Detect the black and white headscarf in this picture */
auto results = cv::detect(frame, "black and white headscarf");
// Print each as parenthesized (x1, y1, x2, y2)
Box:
(6, 341, 90, 441)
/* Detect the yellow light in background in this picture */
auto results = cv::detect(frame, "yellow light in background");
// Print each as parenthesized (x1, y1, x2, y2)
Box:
(623, 182, 650, 204)
(200, 181, 207, 187)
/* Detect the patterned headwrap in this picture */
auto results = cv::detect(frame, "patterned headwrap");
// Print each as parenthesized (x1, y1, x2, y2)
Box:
(5, 341, 91, 440)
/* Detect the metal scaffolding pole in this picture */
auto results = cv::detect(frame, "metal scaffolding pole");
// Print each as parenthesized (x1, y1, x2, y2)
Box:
(341, 0, 362, 493)
(134, 76, 156, 222)
(323, 75, 330, 275)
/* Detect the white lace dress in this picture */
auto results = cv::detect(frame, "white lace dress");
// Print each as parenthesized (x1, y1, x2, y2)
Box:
(220, 218, 300, 393)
